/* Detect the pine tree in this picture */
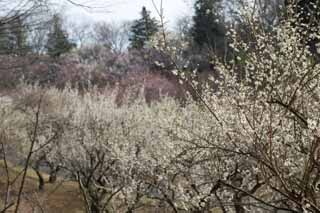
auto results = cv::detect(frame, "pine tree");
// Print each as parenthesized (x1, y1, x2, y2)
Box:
(46, 14, 75, 58)
(129, 6, 159, 49)
(0, 22, 11, 54)
(191, 0, 226, 53)
(0, 15, 29, 55)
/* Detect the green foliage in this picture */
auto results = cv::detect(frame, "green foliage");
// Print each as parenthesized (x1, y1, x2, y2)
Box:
(45, 14, 75, 58)
(191, 0, 226, 54)
(129, 6, 159, 49)
(0, 16, 29, 55)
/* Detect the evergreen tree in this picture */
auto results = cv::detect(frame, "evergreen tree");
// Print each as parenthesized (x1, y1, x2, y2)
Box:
(0, 23, 11, 54)
(46, 14, 75, 58)
(129, 6, 159, 49)
(191, 0, 226, 54)
(0, 15, 29, 55)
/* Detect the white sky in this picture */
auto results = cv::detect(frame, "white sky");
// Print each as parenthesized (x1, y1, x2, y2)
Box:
(64, 0, 193, 28)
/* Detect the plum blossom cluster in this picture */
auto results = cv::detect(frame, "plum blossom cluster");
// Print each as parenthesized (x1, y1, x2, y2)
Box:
(1, 6, 320, 213)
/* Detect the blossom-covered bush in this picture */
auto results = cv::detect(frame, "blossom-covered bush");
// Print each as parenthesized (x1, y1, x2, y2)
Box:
(1, 3, 320, 213)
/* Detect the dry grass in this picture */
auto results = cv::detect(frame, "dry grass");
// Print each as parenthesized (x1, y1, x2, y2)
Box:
(0, 162, 179, 213)
(0, 162, 223, 213)
(0, 161, 84, 213)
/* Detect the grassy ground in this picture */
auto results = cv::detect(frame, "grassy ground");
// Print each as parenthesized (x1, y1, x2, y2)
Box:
(0, 161, 172, 213)
(0, 161, 223, 213)
(0, 161, 84, 213)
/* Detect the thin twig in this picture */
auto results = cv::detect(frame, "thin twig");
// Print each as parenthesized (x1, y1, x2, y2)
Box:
(14, 94, 43, 213)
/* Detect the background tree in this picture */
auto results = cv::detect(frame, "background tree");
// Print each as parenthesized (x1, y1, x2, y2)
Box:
(93, 21, 131, 54)
(129, 6, 159, 50)
(45, 14, 75, 58)
(0, 15, 29, 55)
(191, 0, 227, 56)
(175, 15, 193, 47)
(68, 21, 92, 49)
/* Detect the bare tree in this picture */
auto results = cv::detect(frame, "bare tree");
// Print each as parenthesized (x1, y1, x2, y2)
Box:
(93, 21, 131, 55)
(68, 21, 92, 49)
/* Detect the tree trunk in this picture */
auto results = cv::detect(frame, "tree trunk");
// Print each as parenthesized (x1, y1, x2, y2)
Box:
(90, 202, 102, 213)
(35, 168, 45, 191)
(33, 159, 45, 191)
(233, 194, 245, 213)
(48, 166, 59, 183)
